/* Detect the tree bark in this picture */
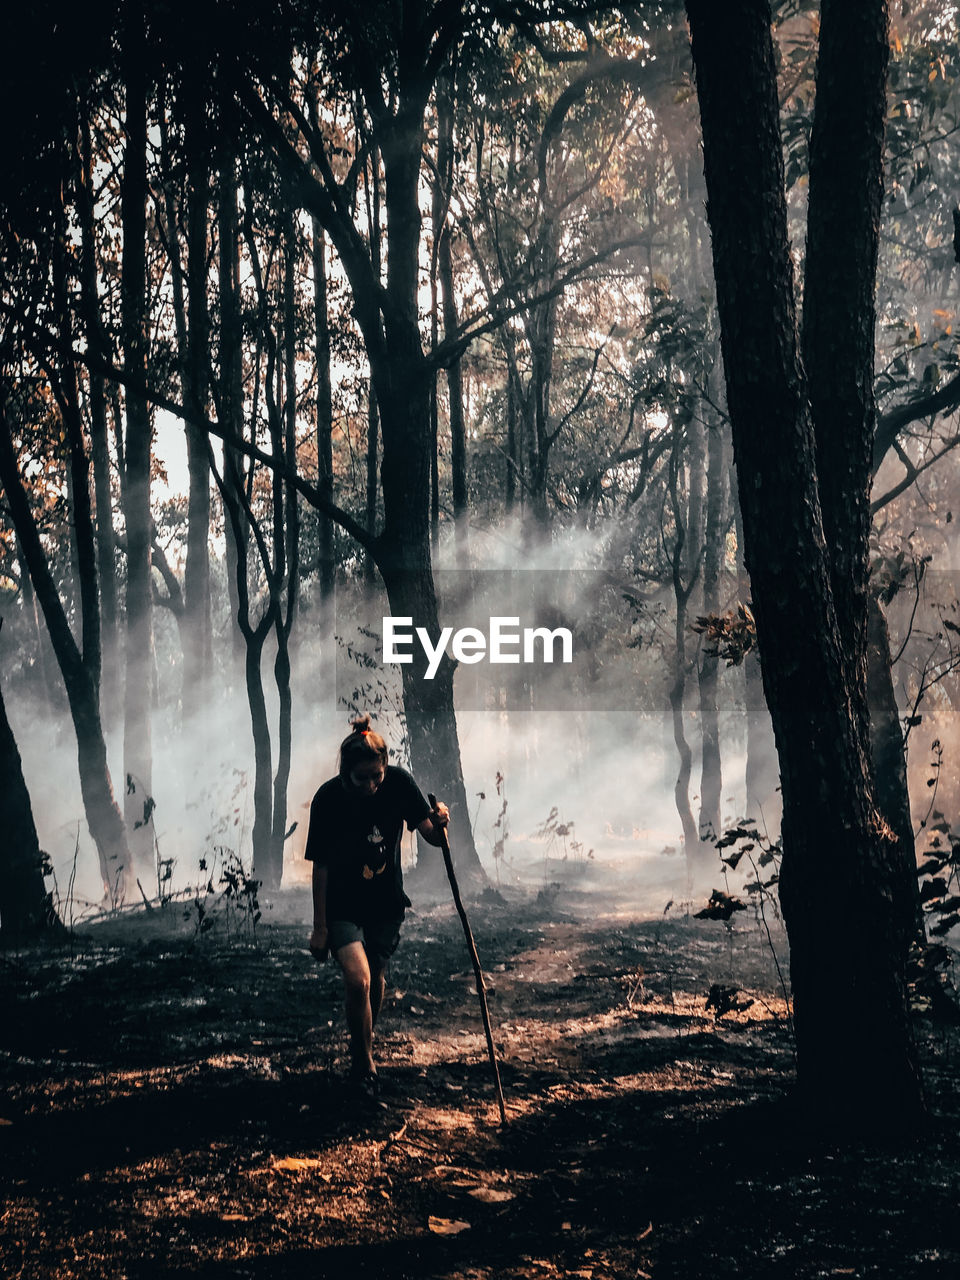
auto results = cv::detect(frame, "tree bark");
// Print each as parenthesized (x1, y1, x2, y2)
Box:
(267, 221, 302, 890)
(77, 109, 120, 729)
(182, 81, 213, 709)
(667, 434, 700, 881)
(731, 474, 780, 824)
(801, 0, 922, 953)
(866, 591, 922, 942)
(218, 144, 247, 668)
(312, 220, 336, 599)
(0, 407, 131, 899)
(436, 68, 468, 554)
(687, 0, 922, 1128)
(120, 5, 155, 882)
(216, 446, 277, 884)
(698, 418, 725, 841)
(0, 661, 60, 939)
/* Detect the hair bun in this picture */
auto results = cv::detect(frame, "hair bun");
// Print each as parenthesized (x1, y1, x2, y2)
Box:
(350, 715, 372, 735)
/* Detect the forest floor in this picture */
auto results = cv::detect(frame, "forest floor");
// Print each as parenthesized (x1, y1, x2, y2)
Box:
(2, 872, 960, 1280)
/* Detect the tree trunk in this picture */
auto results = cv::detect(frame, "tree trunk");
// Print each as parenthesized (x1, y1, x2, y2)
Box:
(120, 8, 155, 882)
(267, 222, 302, 891)
(866, 591, 922, 942)
(0, 663, 60, 939)
(312, 220, 336, 599)
(182, 84, 213, 709)
(270, 625, 293, 889)
(246, 629, 274, 881)
(364, 148, 383, 587)
(0, 409, 131, 899)
(667, 435, 700, 882)
(251, 40, 483, 885)
(687, 0, 922, 1128)
(802, 0, 885, 681)
(698, 418, 725, 840)
(436, 68, 468, 555)
(77, 110, 120, 729)
(685, 415, 705, 577)
(366, 384, 380, 586)
(731, 475, 780, 824)
(800, 0, 922, 954)
(16, 534, 61, 713)
(505, 368, 518, 514)
(218, 145, 246, 668)
(524, 224, 560, 532)
(372, 116, 483, 879)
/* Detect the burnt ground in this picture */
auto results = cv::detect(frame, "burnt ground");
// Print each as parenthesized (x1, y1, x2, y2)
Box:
(1, 881, 960, 1280)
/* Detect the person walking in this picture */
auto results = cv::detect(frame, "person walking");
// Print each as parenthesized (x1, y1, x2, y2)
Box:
(306, 716, 449, 1095)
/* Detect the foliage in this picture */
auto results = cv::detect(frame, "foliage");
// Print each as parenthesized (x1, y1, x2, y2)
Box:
(690, 604, 757, 667)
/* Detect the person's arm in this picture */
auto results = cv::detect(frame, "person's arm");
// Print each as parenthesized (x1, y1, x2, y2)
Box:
(309, 862, 328, 956)
(416, 800, 449, 847)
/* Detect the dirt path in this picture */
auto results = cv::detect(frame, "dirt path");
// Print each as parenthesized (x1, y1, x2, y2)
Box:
(1, 889, 959, 1278)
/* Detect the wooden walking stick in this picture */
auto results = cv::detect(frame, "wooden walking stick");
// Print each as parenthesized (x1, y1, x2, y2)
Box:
(429, 794, 507, 1124)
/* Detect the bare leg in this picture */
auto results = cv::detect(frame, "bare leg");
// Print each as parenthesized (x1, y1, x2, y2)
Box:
(368, 955, 387, 1029)
(336, 941, 375, 1075)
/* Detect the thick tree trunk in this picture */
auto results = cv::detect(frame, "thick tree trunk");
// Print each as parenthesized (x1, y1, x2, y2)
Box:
(0, 667, 60, 939)
(358, 121, 482, 882)
(377, 556, 481, 887)
(373, 350, 482, 883)
(687, 0, 922, 1128)
(801, 0, 922, 953)
(802, 0, 886, 680)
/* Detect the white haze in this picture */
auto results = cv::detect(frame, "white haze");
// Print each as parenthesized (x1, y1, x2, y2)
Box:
(9, 513, 780, 922)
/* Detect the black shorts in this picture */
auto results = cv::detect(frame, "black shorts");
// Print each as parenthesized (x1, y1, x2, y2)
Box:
(328, 917, 402, 962)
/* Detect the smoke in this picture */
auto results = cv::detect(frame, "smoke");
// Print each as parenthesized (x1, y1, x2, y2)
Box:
(5, 516, 789, 921)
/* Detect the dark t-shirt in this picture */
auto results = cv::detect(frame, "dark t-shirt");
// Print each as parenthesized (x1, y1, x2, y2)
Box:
(304, 765, 431, 923)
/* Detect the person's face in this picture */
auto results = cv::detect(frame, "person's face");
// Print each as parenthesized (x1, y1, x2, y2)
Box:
(348, 760, 385, 796)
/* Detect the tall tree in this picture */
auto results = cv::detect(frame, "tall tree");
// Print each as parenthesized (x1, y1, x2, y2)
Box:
(686, 0, 923, 1127)
(697, 413, 725, 842)
(235, 5, 487, 881)
(181, 69, 215, 709)
(76, 107, 121, 729)
(0, 402, 132, 900)
(119, 1, 156, 878)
